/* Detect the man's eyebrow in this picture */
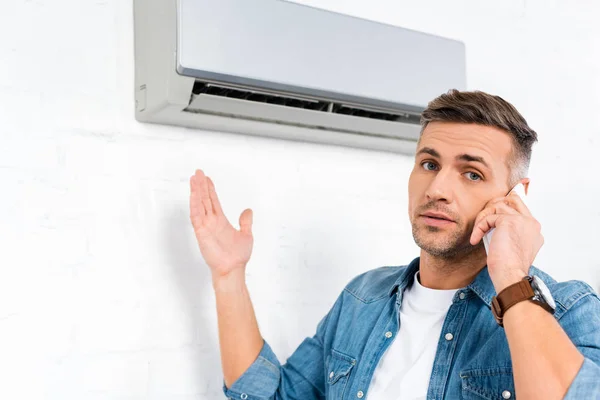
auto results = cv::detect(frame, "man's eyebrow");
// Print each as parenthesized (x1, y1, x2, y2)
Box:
(417, 147, 491, 169)
(416, 147, 440, 158)
(457, 153, 490, 169)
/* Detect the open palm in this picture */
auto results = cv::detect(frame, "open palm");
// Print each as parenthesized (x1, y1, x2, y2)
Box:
(189, 169, 254, 278)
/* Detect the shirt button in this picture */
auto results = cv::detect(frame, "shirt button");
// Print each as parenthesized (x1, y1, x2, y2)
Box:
(502, 390, 512, 399)
(385, 331, 393, 338)
(241, 394, 248, 400)
(357, 391, 364, 398)
(459, 292, 466, 300)
(445, 333, 454, 341)
(329, 371, 334, 379)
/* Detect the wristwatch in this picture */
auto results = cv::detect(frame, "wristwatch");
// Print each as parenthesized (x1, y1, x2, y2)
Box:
(491, 275, 556, 327)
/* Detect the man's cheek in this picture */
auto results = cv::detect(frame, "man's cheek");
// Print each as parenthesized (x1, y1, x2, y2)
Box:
(464, 217, 477, 233)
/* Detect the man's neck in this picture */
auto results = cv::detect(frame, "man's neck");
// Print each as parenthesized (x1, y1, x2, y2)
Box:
(418, 249, 487, 290)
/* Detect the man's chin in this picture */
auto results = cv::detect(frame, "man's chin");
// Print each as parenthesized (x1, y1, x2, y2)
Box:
(416, 241, 456, 257)
(412, 227, 473, 258)
(414, 236, 483, 259)
(414, 225, 460, 241)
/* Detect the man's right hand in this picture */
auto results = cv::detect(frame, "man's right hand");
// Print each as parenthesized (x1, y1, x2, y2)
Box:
(189, 169, 254, 280)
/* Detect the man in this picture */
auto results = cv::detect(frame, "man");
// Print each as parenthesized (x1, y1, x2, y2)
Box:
(189, 90, 600, 399)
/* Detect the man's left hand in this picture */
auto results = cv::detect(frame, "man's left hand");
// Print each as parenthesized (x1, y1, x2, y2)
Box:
(470, 191, 544, 293)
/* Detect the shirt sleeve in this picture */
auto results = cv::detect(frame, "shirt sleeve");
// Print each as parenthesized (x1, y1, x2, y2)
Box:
(564, 358, 600, 399)
(561, 291, 600, 399)
(222, 295, 340, 400)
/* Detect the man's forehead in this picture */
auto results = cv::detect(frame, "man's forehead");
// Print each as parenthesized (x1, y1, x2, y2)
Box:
(418, 122, 513, 164)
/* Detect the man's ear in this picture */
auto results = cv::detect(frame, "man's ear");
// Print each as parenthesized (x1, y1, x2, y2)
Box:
(521, 178, 531, 195)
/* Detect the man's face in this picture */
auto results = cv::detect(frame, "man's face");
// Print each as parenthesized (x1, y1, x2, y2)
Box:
(408, 122, 515, 258)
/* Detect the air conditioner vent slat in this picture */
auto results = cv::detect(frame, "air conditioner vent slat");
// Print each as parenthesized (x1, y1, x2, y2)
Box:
(191, 80, 421, 125)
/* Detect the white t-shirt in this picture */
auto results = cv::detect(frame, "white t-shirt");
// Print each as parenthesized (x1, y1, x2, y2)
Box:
(367, 272, 458, 400)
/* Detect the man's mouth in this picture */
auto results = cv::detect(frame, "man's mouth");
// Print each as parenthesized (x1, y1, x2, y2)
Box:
(419, 211, 456, 226)
(420, 211, 454, 222)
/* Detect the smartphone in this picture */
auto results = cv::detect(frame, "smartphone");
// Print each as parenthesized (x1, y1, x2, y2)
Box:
(482, 183, 528, 255)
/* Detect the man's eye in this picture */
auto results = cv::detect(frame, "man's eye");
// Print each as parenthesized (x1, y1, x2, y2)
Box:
(421, 162, 438, 171)
(465, 172, 482, 181)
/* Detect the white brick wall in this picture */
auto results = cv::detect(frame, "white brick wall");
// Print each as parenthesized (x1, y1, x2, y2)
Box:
(0, 1, 598, 399)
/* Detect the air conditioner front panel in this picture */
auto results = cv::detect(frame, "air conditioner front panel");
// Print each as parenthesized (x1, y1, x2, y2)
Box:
(186, 94, 422, 141)
(177, 0, 466, 109)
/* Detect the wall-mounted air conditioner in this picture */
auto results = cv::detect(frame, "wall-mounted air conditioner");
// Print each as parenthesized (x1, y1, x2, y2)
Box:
(133, 0, 466, 154)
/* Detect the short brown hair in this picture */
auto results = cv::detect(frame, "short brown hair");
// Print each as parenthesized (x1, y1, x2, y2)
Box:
(420, 89, 538, 184)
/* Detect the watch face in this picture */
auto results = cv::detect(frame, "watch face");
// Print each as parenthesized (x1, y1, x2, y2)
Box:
(532, 276, 556, 310)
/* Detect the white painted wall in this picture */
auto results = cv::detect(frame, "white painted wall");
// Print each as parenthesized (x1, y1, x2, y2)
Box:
(0, 0, 598, 399)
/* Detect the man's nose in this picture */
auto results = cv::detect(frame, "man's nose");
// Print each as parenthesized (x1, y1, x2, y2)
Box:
(425, 170, 454, 203)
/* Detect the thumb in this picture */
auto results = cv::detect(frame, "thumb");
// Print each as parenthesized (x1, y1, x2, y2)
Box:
(239, 208, 253, 235)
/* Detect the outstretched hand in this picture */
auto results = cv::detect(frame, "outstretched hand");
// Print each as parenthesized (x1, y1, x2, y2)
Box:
(189, 169, 254, 279)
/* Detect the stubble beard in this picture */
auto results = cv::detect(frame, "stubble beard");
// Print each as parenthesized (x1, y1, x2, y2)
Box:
(412, 221, 477, 261)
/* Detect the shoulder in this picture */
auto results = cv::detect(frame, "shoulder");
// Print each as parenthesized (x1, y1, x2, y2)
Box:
(530, 266, 600, 320)
(343, 264, 410, 304)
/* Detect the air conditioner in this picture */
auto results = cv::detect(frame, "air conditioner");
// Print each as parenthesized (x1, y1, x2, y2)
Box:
(133, 0, 466, 154)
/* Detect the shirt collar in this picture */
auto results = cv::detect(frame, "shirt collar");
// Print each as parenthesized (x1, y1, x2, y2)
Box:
(467, 265, 496, 308)
(388, 257, 497, 308)
(387, 257, 420, 297)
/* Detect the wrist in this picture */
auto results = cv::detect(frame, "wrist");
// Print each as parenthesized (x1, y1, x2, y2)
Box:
(212, 268, 247, 292)
(492, 269, 528, 293)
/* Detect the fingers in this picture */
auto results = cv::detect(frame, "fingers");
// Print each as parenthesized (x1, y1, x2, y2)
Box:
(474, 190, 531, 229)
(190, 169, 227, 220)
(470, 201, 519, 245)
(470, 213, 506, 245)
(473, 200, 519, 229)
(470, 213, 544, 250)
(486, 192, 532, 216)
(190, 170, 214, 227)
(506, 191, 532, 217)
(239, 208, 253, 234)
(207, 177, 224, 216)
(194, 170, 213, 218)
(190, 173, 206, 222)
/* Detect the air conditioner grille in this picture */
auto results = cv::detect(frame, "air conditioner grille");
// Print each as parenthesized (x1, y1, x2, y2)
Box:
(191, 81, 421, 124)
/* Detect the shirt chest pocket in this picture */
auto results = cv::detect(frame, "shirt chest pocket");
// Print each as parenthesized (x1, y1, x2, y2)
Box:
(460, 367, 516, 400)
(326, 348, 356, 399)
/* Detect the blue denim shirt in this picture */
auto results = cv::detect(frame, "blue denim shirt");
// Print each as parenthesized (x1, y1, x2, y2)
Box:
(223, 258, 600, 399)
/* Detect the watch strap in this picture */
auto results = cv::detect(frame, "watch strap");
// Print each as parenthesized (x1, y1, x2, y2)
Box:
(491, 276, 535, 327)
